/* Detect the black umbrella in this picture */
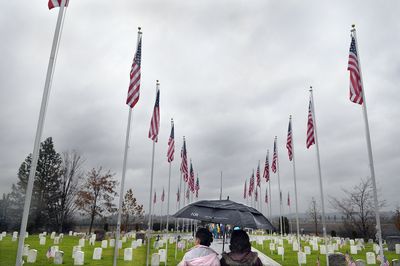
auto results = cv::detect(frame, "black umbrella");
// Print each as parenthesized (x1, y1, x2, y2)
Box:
(173, 199, 274, 230)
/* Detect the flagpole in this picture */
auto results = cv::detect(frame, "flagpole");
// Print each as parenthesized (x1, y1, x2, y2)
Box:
(259, 160, 263, 213)
(146, 80, 160, 266)
(219, 171, 223, 200)
(15, 2, 67, 265)
(309, 87, 329, 266)
(290, 115, 301, 248)
(351, 25, 384, 261)
(160, 197, 163, 232)
(275, 136, 283, 238)
(268, 179, 272, 225)
(178, 171, 182, 232)
(165, 138, 173, 266)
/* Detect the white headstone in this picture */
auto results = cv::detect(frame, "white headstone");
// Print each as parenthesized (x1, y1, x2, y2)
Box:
(327, 244, 334, 254)
(293, 242, 299, 251)
(25, 232, 29, 238)
(131, 240, 138, 249)
(23, 244, 30, 256)
(0, 235, 2, 241)
(89, 237, 95, 246)
(304, 246, 311, 255)
(92, 247, 102, 260)
(278, 239, 283, 245)
(350, 239, 355, 246)
(366, 252, 376, 264)
(350, 245, 358, 255)
(69, 231, 73, 236)
(27, 249, 37, 263)
(118, 240, 123, 249)
(54, 251, 64, 265)
(50, 232, 56, 239)
(158, 249, 166, 263)
(333, 243, 339, 251)
(169, 237, 175, 244)
(1, 232, 6, 237)
(122, 236, 127, 243)
(312, 242, 319, 251)
(137, 239, 143, 246)
(74, 251, 84, 265)
(257, 238, 263, 245)
(269, 243, 275, 251)
(59, 233, 64, 239)
(101, 240, 108, 249)
(54, 236, 60, 245)
(13, 231, 18, 238)
(151, 253, 160, 266)
(277, 246, 284, 255)
(12, 236, 17, 241)
(124, 248, 133, 261)
(297, 251, 307, 264)
(79, 238, 85, 247)
(373, 244, 380, 254)
(43, 232, 47, 236)
(72, 246, 81, 259)
(396, 244, 400, 254)
(110, 239, 115, 247)
(320, 245, 326, 255)
(39, 237, 46, 245)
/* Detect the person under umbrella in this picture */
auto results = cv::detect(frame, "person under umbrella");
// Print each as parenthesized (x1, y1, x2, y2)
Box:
(178, 227, 220, 266)
(220, 229, 262, 266)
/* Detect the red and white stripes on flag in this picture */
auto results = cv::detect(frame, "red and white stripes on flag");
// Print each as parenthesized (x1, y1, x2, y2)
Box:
(306, 97, 315, 149)
(189, 161, 195, 193)
(126, 31, 142, 108)
(161, 188, 165, 202)
(271, 138, 278, 173)
(249, 171, 255, 196)
(256, 162, 261, 187)
(264, 150, 270, 182)
(195, 177, 200, 198)
(243, 179, 247, 199)
(348, 34, 363, 105)
(181, 138, 188, 182)
(48, 0, 69, 9)
(148, 87, 160, 142)
(167, 120, 175, 162)
(286, 118, 293, 161)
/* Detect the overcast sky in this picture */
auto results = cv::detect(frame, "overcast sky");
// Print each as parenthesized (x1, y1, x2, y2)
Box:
(1, 1, 399, 218)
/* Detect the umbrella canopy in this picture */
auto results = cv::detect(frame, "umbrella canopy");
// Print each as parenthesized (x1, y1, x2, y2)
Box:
(173, 199, 274, 230)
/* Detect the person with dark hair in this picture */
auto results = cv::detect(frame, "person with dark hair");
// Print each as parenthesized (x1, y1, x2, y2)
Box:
(220, 229, 262, 266)
(178, 227, 220, 266)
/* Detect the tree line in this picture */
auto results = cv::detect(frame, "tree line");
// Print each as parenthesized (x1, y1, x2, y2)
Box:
(0, 137, 143, 233)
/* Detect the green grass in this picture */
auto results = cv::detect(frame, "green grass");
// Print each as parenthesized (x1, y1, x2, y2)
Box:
(0, 234, 193, 265)
(251, 238, 400, 266)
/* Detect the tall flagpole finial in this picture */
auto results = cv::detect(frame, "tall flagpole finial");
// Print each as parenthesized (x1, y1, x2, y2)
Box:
(309, 86, 313, 92)
(171, 118, 174, 124)
(156, 80, 160, 85)
(289, 114, 292, 119)
(138, 27, 142, 32)
(351, 24, 356, 32)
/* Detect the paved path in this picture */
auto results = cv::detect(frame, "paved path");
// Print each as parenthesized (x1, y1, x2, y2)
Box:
(210, 239, 281, 266)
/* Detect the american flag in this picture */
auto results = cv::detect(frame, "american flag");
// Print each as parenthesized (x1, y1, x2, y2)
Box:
(271, 137, 278, 173)
(287, 192, 290, 207)
(265, 188, 268, 204)
(256, 162, 261, 187)
(306, 97, 315, 149)
(161, 188, 165, 202)
(189, 161, 195, 192)
(181, 138, 188, 182)
(126, 31, 142, 108)
(48, 0, 69, 10)
(195, 176, 200, 198)
(249, 170, 255, 197)
(286, 117, 293, 161)
(348, 34, 363, 105)
(243, 179, 247, 199)
(153, 191, 156, 204)
(176, 187, 180, 202)
(167, 120, 175, 162)
(264, 150, 270, 182)
(148, 87, 160, 142)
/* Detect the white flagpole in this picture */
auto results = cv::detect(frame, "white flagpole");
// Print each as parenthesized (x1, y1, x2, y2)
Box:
(178, 171, 182, 232)
(309, 87, 329, 266)
(113, 28, 142, 266)
(219, 171, 223, 200)
(146, 81, 160, 266)
(165, 121, 173, 265)
(15, 2, 67, 265)
(160, 198, 163, 232)
(259, 160, 263, 213)
(289, 115, 301, 248)
(275, 136, 283, 238)
(351, 25, 384, 261)
(268, 180, 272, 225)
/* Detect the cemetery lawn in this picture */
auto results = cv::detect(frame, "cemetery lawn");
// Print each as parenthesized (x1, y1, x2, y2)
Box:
(252, 239, 400, 266)
(0, 234, 192, 265)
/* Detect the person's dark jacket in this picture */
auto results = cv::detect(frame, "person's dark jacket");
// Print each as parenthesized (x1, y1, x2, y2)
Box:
(220, 251, 263, 266)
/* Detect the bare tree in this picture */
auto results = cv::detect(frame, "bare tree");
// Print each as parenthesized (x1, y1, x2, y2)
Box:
(75, 167, 118, 233)
(56, 150, 84, 232)
(330, 178, 384, 239)
(307, 197, 320, 235)
(122, 188, 144, 231)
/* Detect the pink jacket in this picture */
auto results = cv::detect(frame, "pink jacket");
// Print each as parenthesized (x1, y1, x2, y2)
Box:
(178, 245, 221, 266)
